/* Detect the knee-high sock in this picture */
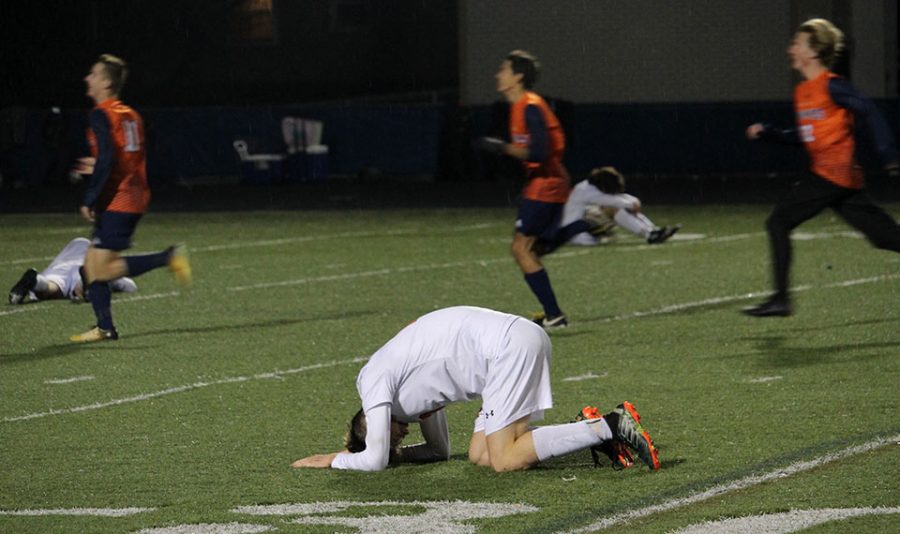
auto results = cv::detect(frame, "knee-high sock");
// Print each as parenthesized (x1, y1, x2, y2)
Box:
(89, 281, 114, 330)
(615, 210, 655, 238)
(524, 269, 562, 317)
(766, 216, 791, 299)
(124, 248, 171, 277)
(531, 420, 611, 462)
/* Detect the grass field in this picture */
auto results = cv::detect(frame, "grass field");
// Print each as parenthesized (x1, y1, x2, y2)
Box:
(1, 205, 898, 533)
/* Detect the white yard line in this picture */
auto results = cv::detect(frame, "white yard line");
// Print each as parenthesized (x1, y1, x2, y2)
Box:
(0, 291, 180, 317)
(0, 507, 154, 517)
(560, 433, 900, 533)
(2, 357, 367, 423)
(44, 375, 95, 385)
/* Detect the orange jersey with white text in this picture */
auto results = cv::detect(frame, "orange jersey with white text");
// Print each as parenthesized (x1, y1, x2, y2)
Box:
(794, 71, 863, 189)
(509, 92, 570, 203)
(87, 99, 150, 213)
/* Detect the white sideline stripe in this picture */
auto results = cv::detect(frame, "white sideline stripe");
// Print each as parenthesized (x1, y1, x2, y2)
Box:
(560, 433, 900, 533)
(746, 376, 783, 384)
(0, 291, 179, 317)
(0, 507, 154, 517)
(562, 372, 607, 382)
(44, 375, 95, 385)
(2, 357, 368, 423)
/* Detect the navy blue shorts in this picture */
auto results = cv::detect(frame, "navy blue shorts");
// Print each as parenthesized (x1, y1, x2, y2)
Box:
(515, 199, 563, 240)
(92, 211, 142, 251)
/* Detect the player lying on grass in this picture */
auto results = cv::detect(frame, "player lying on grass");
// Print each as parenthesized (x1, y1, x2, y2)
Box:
(8, 237, 137, 304)
(291, 306, 660, 472)
(536, 167, 681, 254)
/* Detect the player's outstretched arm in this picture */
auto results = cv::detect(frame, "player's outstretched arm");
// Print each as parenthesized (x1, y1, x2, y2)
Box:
(291, 452, 341, 469)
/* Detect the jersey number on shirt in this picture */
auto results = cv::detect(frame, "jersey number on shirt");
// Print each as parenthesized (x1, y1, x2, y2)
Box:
(799, 124, 815, 143)
(122, 120, 141, 152)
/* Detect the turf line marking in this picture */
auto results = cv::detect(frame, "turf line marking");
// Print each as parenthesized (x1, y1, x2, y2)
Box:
(225, 250, 587, 292)
(44, 375, 95, 385)
(0, 507, 154, 517)
(2, 357, 367, 423)
(0, 291, 179, 317)
(560, 433, 900, 533)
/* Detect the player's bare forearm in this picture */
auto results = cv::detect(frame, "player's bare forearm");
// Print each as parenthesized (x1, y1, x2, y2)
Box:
(291, 452, 340, 468)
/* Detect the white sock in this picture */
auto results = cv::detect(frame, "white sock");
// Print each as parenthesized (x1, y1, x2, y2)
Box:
(531, 421, 606, 462)
(615, 210, 655, 238)
(110, 277, 138, 293)
(33, 274, 50, 293)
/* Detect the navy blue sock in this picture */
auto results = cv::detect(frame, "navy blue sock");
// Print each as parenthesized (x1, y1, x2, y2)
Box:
(89, 281, 114, 330)
(124, 249, 170, 277)
(524, 269, 562, 317)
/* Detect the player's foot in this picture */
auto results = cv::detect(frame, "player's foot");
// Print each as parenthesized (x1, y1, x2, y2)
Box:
(604, 401, 661, 470)
(70, 326, 119, 343)
(575, 406, 634, 469)
(532, 312, 568, 329)
(742, 297, 791, 317)
(647, 224, 681, 244)
(9, 268, 38, 305)
(167, 244, 192, 289)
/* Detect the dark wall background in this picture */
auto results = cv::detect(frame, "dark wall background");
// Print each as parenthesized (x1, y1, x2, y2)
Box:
(0, 0, 458, 108)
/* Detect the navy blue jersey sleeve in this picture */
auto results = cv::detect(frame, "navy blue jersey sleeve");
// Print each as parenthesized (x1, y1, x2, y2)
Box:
(83, 109, 115, 209)
(829, 78, 899, 165)
(758, 123, 802, 145)
(524, 105, 549, 163)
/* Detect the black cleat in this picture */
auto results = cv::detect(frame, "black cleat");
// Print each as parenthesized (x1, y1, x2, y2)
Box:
(9, 268, 38, 305)
(647, 224, 681, 244)
(743, 297, 792, 317)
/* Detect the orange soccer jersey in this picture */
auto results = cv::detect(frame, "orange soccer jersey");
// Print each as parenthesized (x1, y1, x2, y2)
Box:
(509, 92, 570, 203)
(794, 71, 863, 189)
(86, 98, 150, 213)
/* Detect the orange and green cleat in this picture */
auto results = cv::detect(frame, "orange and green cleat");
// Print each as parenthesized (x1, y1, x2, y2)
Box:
(606, 401, 661, 470)
(574, 405, 635, 470)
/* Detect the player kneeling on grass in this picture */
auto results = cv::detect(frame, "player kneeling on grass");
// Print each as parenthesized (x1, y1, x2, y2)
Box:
(291, 306, 660, 472)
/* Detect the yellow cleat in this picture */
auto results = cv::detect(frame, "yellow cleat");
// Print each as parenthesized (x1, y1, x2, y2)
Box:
(168, 244, 192, 289)
(70, 326, 118, 343)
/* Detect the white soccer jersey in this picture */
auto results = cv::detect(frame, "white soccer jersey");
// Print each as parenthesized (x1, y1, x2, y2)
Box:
(332, 306, 553, 471)
(562, 181, 650, 244)
(41, 238, 91, 299)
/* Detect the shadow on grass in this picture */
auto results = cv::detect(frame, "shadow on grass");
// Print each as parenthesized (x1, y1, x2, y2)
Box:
(0, 309, 379, 365)
(739, 334, 900, 368)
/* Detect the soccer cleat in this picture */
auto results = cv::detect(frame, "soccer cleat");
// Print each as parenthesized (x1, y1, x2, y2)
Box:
(574, 406, 634, 469)
(9, 268, 38, 305)
(168, 244, 192, 289)
(605, 401, 661, 470)
(532, 312, 568, 329)
(742, 297, 791, 317)
(647, 224, 681, 244)
(70, 326, 119, 343)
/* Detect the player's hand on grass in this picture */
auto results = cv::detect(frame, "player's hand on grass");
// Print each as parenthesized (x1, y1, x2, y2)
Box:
(79, 205, 95, 223)
(291, 453, 339, 468)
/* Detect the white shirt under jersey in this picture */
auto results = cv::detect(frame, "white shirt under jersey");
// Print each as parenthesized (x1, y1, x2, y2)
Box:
(562, 181, 639, 245)
(331, 306, 553, 471)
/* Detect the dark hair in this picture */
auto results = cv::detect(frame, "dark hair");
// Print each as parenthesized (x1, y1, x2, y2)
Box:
(345, 408, 367, 453)
(507, 50, 540, 89)
(97, 53, 128, 95)
(797, 18, 844, 69)
(588, 166, 626, 194)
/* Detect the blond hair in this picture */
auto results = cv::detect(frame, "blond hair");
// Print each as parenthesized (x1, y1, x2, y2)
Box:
(97, 54, 128, 95)
(797, 18, 845, 69)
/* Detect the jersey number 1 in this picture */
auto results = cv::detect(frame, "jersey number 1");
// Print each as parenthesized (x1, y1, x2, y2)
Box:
(800, 124, 815, 143)
(122, 120, 141, 152)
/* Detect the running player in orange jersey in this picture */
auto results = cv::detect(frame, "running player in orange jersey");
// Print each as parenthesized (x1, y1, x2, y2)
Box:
(70, 54, 192, 343)
(743, 19, 900, 317)
(475, 51, 599, 329)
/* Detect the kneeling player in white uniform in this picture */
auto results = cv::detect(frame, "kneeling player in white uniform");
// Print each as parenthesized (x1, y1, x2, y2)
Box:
(562, 167, 680, 246)
(8, 237, 137, 304)
(291, 306, 660, 472)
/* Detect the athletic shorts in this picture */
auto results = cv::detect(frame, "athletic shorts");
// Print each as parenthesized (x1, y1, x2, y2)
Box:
(92, 211, 142, 251)
(515, 199, 563, 240)
(473, 318, 553, 436)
